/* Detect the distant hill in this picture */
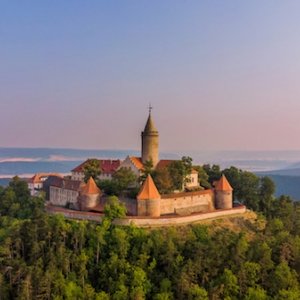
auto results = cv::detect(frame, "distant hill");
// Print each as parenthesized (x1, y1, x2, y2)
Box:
(258, 168, 300, 177)
(0, 178, 11, 187)
(256, 174, 300, 201)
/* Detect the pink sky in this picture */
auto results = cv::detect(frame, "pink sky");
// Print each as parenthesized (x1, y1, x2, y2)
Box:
(1, 1, 300, 151)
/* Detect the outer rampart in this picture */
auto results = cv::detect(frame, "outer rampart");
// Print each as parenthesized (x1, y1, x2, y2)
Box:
(46, 205, 246, 227)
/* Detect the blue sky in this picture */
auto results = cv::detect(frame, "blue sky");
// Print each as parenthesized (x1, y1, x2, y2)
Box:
(1, 1, 300, 151)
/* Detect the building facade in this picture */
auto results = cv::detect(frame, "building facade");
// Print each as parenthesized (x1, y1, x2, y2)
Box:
(71, 159, 121, 181)
(48, 110, 234, 218)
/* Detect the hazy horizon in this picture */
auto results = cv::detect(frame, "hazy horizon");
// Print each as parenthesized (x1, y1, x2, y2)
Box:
(2, 1, 300, 151)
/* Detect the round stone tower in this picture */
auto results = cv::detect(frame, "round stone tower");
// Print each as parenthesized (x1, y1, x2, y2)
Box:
(79, 177, 101, 211)
(214, 174, 233, 209)
(141, 110, 159, 168)
(137, 174, 161, 217)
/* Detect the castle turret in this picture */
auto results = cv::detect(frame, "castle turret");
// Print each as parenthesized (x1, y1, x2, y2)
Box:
(141, 109, 159, 168)
(79, 177, 101, 211)
(137, 174, 161, 217)
(214, 174, 233, 209)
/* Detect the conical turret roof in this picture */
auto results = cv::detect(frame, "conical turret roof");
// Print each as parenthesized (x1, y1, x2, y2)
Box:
(137, 174, 161, 200)
(144, 113, 158, 133)
(215, 174, 233, 191)
(81, 177, 101, 195)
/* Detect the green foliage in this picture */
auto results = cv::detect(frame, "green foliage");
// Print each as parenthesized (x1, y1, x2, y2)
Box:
(259, 176, 275, 216)
(223, 167, 260, 210)
(112, 167, 137, 191)
(98, 179, 120, 196)
(99, 168, 137, 196)
(140, 159, 154, 183)
(244, 287, 268, 300)
(152, 168, 173, 194)
(103, 196, 127, 220)
(83, 159, 101, 183)
(192, 165, 211, 188)
(168, 156, 193, 190)
(203, 164, 221, 183)
(1, 168, 300, 299)
(0, 176, 44, 219)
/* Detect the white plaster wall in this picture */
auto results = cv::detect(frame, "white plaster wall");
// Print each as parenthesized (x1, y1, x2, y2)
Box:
(185, 173, 199, 188)
(118, 156, 141, 177)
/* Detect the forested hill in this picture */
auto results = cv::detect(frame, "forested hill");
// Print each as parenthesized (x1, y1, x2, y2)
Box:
(1, 172, 300, 299)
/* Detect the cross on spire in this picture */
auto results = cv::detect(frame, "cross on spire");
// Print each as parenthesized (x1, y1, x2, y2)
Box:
(148, 103, 153, 114)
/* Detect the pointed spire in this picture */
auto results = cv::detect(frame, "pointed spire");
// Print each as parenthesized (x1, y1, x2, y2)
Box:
(81, 177, 101, 195)
(137, 174, 161, 200)
(144, 105, 158, 133)
(215, 174, 233, 191)
(148, 103, 153, 114)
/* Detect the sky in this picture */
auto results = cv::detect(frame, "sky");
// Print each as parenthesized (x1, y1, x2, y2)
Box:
(1, 1, 300, 152)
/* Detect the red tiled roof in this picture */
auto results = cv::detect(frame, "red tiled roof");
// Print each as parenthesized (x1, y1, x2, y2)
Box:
(215, 174, 233, 191)
(129, 156, 144, 170)
(29, 173, 62, 184)
(71, 159, 121, 175)
(137, 174, 161, 200)
(50, 177, 83, 191)
(81, 177, 101, 195)
(156, 160, 175, 169)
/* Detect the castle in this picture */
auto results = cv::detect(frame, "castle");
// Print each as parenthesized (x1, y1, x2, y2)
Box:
(46, 109, 234, 219)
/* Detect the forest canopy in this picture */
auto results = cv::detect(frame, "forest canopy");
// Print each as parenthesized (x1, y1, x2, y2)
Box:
(1, 167, 300, 299)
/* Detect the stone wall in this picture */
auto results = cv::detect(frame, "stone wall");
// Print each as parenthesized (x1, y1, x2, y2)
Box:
(141, 132, 159, 167)
(116, 206, 247, 227)
(215, 190, 232, 209)
(80, 194, 100, 211)
(47, 205, 247, 227)
(159, 190, 215, 215)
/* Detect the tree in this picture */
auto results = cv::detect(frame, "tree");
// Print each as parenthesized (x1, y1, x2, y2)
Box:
(152, 168, 173, 194)
(83, 159, 101, 183)
(187, 284, 208, 300)
(112, 167, 137, 191)
(168, 156, 193, 191)
(140, 159, 154, 183)
(238, 262, 261, 295)
(213, 268, 239, 299)
(244, 287, 268, 300)
(98, 179, 120, 196)
(259, 176, 275, 216)
(271, 195, 294, 231)
(236, 171, 260, 210)
(104, 196, 127, 221)
(203, 164, 221, 184)
(271, 262, 299, 295)
(192, 166, 211, 189)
